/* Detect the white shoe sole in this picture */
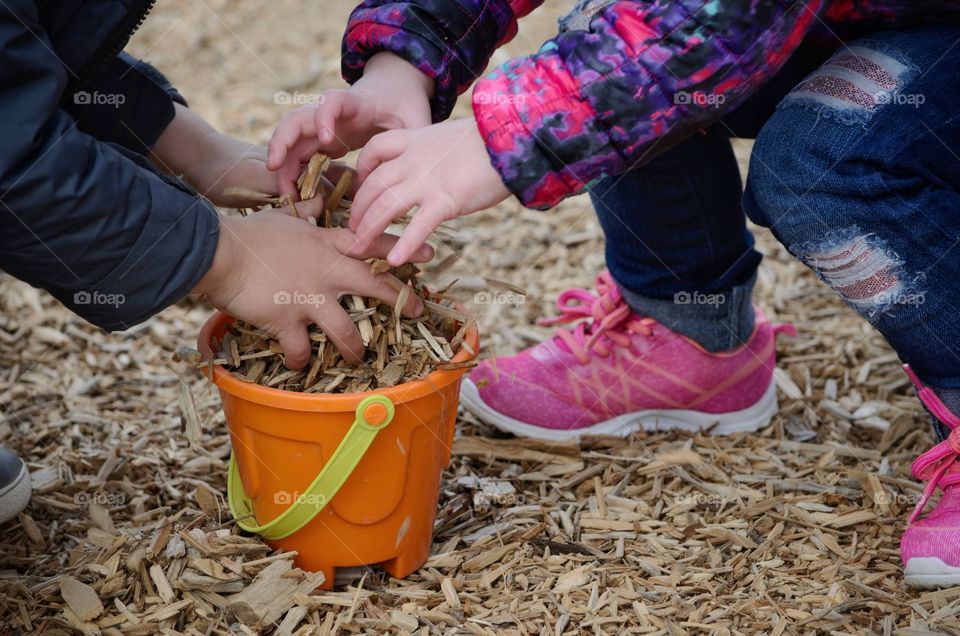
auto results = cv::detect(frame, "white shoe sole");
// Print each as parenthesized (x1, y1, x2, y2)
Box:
(904, 557, 960, 588)
(0, 461, 32, 525)
(460, 378, 778, 441)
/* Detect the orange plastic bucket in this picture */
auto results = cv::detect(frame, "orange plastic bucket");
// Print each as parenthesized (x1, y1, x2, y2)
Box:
(197, 311, 479, 589)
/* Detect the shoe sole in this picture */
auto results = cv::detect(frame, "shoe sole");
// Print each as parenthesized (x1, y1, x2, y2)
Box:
(904, 557, 960, 588)
(0, 461, 32, 525)
(460, 378, 778, 441)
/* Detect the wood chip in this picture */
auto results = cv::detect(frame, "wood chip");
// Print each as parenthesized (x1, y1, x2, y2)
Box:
(59, 577, 104, 622)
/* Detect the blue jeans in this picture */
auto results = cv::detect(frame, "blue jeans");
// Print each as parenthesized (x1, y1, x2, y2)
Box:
(595, 23, 960, 392)
(591, 44, 831, 351)
(745, 24, 960, 392)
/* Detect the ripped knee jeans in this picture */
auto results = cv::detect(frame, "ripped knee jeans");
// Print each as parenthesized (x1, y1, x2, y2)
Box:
(744, 23, 960, 389)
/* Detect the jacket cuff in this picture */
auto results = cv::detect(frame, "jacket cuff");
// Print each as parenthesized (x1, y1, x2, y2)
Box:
(341, 20, 459, 122)
(121, 53, 189, 108)
(341, 1, 518, 123)
(472, 61, 598, 210)
(63, 178, 220, 331)
(63, 54, 181, 154)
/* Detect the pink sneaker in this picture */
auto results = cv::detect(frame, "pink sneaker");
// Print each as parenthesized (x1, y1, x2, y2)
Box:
(461, 272, 794, 441)
(901, 366, 960, 588)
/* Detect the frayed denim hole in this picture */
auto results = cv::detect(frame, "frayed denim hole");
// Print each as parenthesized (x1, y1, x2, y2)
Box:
(791, 228, 925, 321)
(779, 44, 920, 128)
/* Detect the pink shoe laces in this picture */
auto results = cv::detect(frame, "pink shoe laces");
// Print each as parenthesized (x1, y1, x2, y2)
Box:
(538, 272, 655, 365)
(905, 364, 960, 523)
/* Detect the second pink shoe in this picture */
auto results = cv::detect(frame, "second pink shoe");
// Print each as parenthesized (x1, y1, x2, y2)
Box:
(461, 272, 793, 440)
(900, 365, 960, 588)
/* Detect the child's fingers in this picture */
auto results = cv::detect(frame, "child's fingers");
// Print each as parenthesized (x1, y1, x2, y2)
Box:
(313, 91, 360, 146)
(357, 130, 408, 183)
(347, 162, 404, 232)
(336, 258, 423, 318)
(353, 187, 416, 254)
(313, 305, 364, 365)
(313, 94, 343, 145)
(333, 228, 433, 263)
(388, 206, 448, 266)
(267, 106, 316, 170)
(275, 323, 313, 370)
(275, 196, 325, 221)
(276, 138, 323, 198)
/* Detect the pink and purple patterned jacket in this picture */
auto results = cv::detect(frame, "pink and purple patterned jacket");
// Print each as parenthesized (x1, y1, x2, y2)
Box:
(342, 1, 960, 209)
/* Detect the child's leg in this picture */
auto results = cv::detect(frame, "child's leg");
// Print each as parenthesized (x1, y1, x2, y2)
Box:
(590, 43, 830, 353)
(591, 126, 761, 352)
(745, 23, 960, 393)
(460, 47, 828, 439)
(463, 129, 783, 439)
(743, 23, 960, 586)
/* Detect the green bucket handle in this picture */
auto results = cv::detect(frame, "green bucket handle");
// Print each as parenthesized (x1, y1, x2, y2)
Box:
(227, 395, 396, 540)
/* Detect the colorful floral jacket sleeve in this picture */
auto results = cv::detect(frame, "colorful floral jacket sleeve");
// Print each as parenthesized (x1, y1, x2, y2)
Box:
(343, 0, 825, 209)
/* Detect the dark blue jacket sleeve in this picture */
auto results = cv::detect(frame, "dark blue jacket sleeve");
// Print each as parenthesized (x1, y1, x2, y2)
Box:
(0, 0, 220, 331)
(62, 52, 188, 154)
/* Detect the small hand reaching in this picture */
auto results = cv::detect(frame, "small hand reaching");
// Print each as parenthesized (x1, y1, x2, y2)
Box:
(192, 198, 434, 369)
(267, 53, 434, 199)
(349, 118, 511, 266)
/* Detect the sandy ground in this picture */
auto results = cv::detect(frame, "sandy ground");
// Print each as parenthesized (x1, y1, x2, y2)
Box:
(2, 1, 959, 634)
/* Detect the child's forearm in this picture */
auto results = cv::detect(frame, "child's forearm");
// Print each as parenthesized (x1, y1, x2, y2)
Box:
(149, 103, 221, 180)
(151, 104, 278, 207)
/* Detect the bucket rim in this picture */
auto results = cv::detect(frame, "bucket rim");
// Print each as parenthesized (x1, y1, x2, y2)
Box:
(196, 307, 480, 411)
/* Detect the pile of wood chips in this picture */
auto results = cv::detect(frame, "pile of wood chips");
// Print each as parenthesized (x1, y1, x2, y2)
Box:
(24, 508, 330, 635)
(206, 154, 476, 393)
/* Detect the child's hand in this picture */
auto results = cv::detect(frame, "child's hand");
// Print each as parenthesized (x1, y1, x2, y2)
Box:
(188, 135, 280, 208)
(267, 53, 433, 198)
(192, 199, 433, 369)
(349, 118, 511, 266)
(151, 104, 279, 208)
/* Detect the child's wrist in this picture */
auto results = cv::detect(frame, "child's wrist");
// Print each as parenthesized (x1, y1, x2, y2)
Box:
(365, 52, 434, 99)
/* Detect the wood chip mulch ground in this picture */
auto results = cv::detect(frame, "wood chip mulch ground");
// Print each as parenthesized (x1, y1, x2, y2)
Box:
(2, 210, 957, 634)
(2, 1, 959, 633)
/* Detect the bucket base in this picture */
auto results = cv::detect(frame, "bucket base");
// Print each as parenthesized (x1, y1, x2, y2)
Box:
(381, 548, 426, 581)
(286, 540, 429, 590)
